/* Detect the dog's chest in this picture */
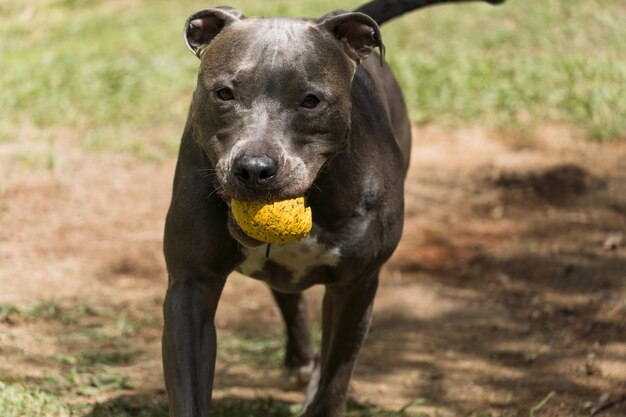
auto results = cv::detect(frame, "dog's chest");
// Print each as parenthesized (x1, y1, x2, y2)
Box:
(237, 235, 341, 282)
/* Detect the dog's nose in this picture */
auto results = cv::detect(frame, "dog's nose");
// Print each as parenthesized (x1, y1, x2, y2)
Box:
(234, 154, 278, 187)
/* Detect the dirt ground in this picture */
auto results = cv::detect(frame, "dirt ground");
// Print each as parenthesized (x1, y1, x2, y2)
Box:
(1, 125, 625, 416)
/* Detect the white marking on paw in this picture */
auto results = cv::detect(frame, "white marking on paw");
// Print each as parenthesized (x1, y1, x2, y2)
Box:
(238, 235, 341, 282)
(284, 360, 315, 389)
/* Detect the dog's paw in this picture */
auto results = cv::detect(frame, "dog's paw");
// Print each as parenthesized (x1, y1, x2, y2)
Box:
(283, 361, 315, 390)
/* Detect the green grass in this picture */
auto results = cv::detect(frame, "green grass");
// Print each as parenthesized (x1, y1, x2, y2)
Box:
(0, 381, 90, 417)
(0, 298, 426, 416)
(1, 0, 624, 155)
(0, 382, 428, 417)
(218, 331, 285, 367)
(384, 0, 626, 140)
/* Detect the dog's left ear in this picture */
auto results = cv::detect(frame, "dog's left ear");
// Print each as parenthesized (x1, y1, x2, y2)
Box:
(184, 6, 244, 58)
(317, 11, 384, 65)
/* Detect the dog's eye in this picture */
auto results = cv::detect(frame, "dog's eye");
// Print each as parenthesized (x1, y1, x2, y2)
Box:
(301, 95, 320, 109)
(215, 87, 235, 101)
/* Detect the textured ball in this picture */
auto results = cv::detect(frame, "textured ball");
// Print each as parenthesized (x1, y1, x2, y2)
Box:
(231, 197, 312, 244)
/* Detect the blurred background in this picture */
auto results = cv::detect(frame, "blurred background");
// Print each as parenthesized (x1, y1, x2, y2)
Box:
(1, 1, 625, 416)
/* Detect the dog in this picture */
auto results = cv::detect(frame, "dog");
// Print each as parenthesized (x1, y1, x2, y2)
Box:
(162, 1, 504, 415)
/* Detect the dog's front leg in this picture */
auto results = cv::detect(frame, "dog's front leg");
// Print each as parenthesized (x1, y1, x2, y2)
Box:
(301, 271, 379, 417)
(162, 275, 225, 417)
(271, 289, 315, 385)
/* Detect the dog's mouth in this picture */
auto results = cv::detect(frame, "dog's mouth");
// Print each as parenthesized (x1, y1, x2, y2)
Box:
(226, 207, 266, 248)
(211, 177, 313, 247)
(223, 193, 312, 248)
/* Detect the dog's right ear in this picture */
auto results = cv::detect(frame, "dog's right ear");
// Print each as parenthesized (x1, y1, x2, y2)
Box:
(316, 10, 384, 66)
(184, 7, 244, 58)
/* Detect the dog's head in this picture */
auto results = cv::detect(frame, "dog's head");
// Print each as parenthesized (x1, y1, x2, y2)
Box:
(184, 6, 383, 202)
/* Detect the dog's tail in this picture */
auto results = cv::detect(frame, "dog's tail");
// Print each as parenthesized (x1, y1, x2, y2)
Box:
(354, 0, 504, 26)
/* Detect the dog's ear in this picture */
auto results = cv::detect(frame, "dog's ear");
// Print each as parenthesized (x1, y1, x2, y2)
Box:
(184, 7, 244, 58)
(317, 11, 384, 65)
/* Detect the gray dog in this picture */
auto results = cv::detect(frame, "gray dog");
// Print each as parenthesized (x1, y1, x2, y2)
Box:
(162, 1, 504, 416)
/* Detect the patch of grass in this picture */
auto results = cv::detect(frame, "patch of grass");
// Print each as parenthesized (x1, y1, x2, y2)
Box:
(74, 369, 135, 395)
(0, 295, 423, 417)
(2, 299, 153, 395)
(1, 0, 624, 154)
(0, 0, 196, 154)
(384, 0, 626, 140)
(85, 396, 427, 417)
(0, 381, 89, 417)
(50, 354, 79, 365)
(218, 331, 285, 367)
(213, 397, 295, 417)
(20, 300, 153, 337)
(78, 349, 144, 367)
(398, 397, 428, 414)
(0, 382, 425, 417)
(26, 300, 99, 324)
(10, 144, 57, 172)
(217, 325, 321, 367)
(0, 303, 20, 323)
(0, 203, 8, 219)
(86, 396, 295, 417)
(88, 397, 169, 417)
(40, 361, 135, 396)
(114, 309, 153, 336)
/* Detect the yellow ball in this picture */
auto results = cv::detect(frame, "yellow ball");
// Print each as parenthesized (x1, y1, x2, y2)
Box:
(231, 197, 313, 244)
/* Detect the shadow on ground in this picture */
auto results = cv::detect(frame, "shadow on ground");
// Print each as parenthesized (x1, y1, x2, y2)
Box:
(353, 158, 626, 416)
(85, 394, 294, 417)
(85, 393, 417, 417)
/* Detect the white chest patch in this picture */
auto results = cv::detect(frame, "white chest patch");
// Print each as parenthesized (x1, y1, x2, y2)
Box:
(237, 235, 341, 282)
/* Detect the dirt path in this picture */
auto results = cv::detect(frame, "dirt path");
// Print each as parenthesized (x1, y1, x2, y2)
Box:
(1, 125, 625, 416)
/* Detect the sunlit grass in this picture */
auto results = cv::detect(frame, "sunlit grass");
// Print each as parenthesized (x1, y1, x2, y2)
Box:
(1, 0, 624, 155)
(0, 382, 89, 417)
(385, 0, 626, 140)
